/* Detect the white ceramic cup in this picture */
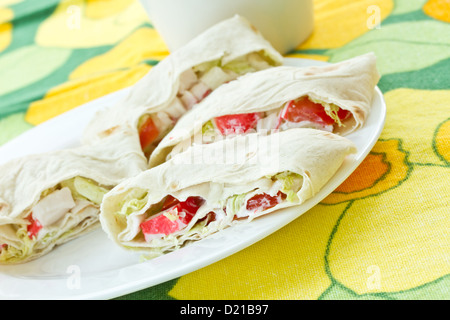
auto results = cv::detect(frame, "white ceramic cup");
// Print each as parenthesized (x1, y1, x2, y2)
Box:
(139, 0, 314, 54)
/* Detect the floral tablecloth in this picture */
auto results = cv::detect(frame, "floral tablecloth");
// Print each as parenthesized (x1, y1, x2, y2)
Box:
(0, 0, 448, 300)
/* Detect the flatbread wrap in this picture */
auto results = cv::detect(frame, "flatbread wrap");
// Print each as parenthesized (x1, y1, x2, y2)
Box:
(149, 53, 379, 167)
(0, 127, 148, 264)
(82, 14, 283, 159)
(99, 129, 357, 257)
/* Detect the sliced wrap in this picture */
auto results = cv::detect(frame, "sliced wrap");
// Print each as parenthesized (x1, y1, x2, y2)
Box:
(100, 129, 357, 257)
(149, 53, 379, 167)
(82, 14, 283, 159)
(0, 127, 148, 264)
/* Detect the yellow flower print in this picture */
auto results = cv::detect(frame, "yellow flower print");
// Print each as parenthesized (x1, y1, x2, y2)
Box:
(298, 0, 394, 50)
(70, 27, 168, 80)
(381, 89, 450, 166)
(327, 165, 450, 294)
(424, 0, 450, 22)
(85, 0, 135, 19)
(0, 6, 12, 23)
(35, 0, 149, 48)
(170, 202, 351, 300)
(26, 26, 168, 125)
(322, 139, 410, 204)
(0, 45, 72, 97)
(25, 64, 150, 125)
(0, 7, 12, 52)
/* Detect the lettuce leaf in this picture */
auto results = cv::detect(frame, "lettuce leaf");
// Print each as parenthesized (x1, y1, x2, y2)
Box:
(324, 104, 345, 127)
(225, 193, 248, 217)
(117, 188, 149, 216)
(202, 120, 216, 136)
(309, 98, 345, 127)
(73, 177, 109, 205)
(222, 58, 255, 75)
(193, 59, 220, 74)
(60, 177, 109, 205)
(0, 225, 35, 263)
(274, 172, 303, 203)
(223, 171, 303, 219)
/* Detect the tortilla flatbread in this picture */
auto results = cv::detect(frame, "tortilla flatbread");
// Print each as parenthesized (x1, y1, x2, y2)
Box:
(82, 15, 283, 159)
(100, 128, 356, 258)
(149, 53, 379, 167)
(0, 127, 148, 264)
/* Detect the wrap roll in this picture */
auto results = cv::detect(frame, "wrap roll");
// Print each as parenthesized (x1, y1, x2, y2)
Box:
(100, 129, 357, 257)
(0, 127, 148, 264)
(82, 14, 283, 159)
(149, 53, 380, 167)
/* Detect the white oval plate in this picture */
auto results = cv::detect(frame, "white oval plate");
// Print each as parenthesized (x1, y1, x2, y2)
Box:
(0, 58, 386, 300)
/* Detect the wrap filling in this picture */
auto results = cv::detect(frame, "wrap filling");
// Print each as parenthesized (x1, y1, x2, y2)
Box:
(202, 97, 352, 142)
(116, 171, 302, 245)
(137, 52, 276, 157)
(0, 177, 110, 263)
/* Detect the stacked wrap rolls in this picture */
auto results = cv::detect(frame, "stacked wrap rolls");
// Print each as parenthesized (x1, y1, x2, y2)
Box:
(149, 53, 380, 167)
(0, 128, 147, 264)
(0, 14, 381, 263)
(82, 15, 283, 159)
(99, 129, 357, 257)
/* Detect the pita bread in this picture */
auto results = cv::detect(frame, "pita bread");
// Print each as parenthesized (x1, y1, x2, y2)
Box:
(82, 15, 283, 158)
(149, 53, 379, 167)
(0, 127, 148, 264)
(100, 129, 356, 257)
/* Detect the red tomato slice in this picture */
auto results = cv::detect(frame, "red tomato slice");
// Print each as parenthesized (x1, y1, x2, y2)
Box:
(161, 196, 205, 215)
(202, 89, 212, 100)
(27, 215, 42, 239)
(140, 213, 189, 238)
(200, 211, 216, 223)
(140, 196, 205, 240)
(246, 191, 286, 212)
(337, 108, 351, 121)
(281, 98, 349, 126)
(161, 195, 179, 211)
(214, 113, 262, 136)
(177, 196, 205, 214)
(139, 117, 160, 152)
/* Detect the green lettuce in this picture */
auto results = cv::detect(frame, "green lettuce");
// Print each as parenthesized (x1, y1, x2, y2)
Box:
(0, 221, 95, 263)
(0, 225, 35, 263)
(60, 176, 108, 204)
(74, 177, 109, 205)
(137, 114, 151, 131)
(223, 171, 303, 218)
(225, 193, 248, 217)
(310, 98, 345, 127)
(40, 186, 58, 198)
(223, 59, 255, 75)
(73, 177, 109, 205)
(117, 188, 149, 216)
(193, 59, 220, 74)
(223, 52, 273, 75)
(324, 104, 345, 127)
(202, 120, 216, 136)
(186, 218, 209, 237)
(0, 177, 110, 263)
(275, 172, 303, 203)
